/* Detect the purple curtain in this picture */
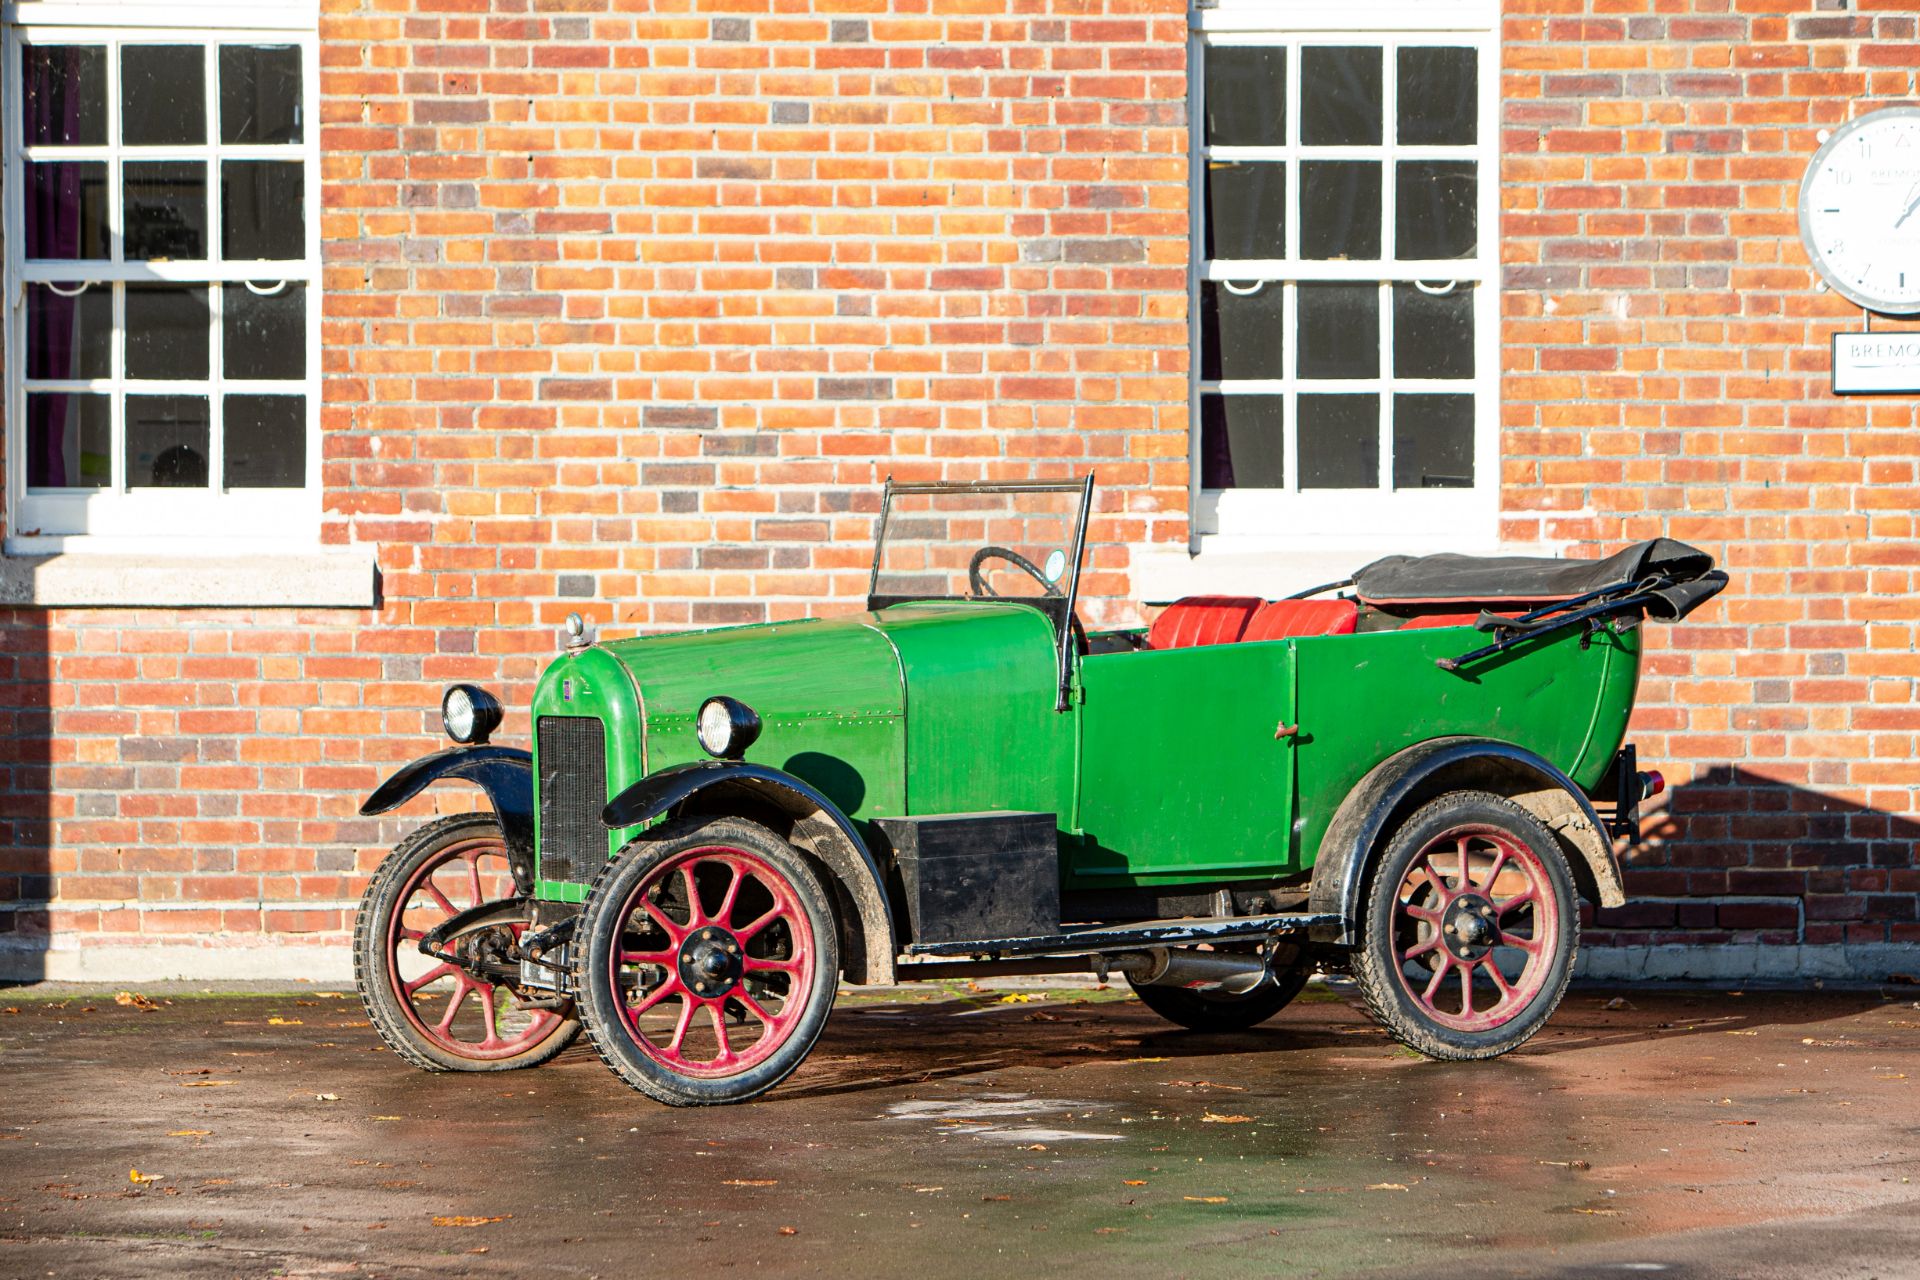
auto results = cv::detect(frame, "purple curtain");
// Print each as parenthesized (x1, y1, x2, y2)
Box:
(26, 47, 90, 487)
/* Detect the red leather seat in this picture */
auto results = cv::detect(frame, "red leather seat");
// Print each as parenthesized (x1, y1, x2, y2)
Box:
(1242, 599, 1358, 642)
(1146, 596, 1262, 650)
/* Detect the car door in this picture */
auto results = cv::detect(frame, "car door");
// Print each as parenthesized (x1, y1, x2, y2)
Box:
(1068, 639, 1298, 890)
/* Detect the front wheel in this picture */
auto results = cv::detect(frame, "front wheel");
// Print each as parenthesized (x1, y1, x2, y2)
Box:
(353, 813, 580, 1072)
(1350, 791, 1577, 1060)
(575, 817, 839, 1106)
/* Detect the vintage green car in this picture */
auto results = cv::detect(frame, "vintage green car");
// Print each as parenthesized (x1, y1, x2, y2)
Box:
(352, 479, 1725, 1104)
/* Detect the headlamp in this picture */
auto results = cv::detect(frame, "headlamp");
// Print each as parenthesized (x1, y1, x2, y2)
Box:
(696, 696, 762, 760)
(441, 684, 503, 745)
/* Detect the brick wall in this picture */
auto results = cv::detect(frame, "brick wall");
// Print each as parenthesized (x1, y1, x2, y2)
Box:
(1500, 0, 1920, 977)
(1, 0, 1915, 980)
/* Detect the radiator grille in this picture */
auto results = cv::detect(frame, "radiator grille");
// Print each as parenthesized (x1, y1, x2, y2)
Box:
(537, 715, 609, 885)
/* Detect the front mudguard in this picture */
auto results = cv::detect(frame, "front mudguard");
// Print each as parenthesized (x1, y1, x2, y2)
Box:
(361, 746, 535, 894)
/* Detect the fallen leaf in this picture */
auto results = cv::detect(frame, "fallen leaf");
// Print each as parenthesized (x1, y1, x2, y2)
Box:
(314, 1093, 341, 1102)
(778, 1226, 798, 1236)
(129, 1169, 162, 1184)
(114, 992, 161, 1011)
(1122, 1180, 1147, 1187)
(467, 1247, 490, 1255)
(372, 1115, 403, 1121)
(165, 1068, 213, 1076)
(1021, 1144, 1047, 1151)
(1716, 1120, 1756, 1126)
(1366, 1182, 1408, 1192)
(1125, 1057, 1169, 1064)
(722, 1179, 778, 1187)
(433, 1215, 510, 1227)
(167, 1130, 210, 1138)
(1603, 997, 1630, 1010)
(1201, 1112, 1253, 1124)
(982, 1194, 1012, 1202)
(268, 1017, 304, 1027)
(1183, 1196, 1229, 1204)
(997, 993, 1036, 1004)
(181, 1081, 235, 1089)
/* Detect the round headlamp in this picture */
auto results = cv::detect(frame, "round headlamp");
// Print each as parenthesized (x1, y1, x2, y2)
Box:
(696, 696, 762, 760)
(441, 684, 503, 745)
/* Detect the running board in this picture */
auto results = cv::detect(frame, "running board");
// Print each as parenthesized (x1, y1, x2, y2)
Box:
(902, 911, 1342, 959)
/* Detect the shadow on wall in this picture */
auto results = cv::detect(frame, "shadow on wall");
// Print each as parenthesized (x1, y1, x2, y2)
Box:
(1590, 764, 1920, 982)
(0, 608, 51, 981)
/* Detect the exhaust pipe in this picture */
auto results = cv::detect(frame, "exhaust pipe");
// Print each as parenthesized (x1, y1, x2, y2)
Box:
(1111, 947, 1269, 995)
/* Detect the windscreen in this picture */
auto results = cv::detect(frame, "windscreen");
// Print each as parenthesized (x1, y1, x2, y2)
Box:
(869, 483, 1086, 605)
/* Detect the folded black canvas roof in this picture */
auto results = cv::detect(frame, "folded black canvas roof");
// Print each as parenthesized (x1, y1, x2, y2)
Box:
(1353, 538, 1718, 608)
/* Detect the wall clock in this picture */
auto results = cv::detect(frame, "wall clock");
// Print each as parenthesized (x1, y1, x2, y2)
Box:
(1798, 106, 1920, 315)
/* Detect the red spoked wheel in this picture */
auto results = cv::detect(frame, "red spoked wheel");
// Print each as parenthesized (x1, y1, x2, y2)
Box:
(1352, 791, 1577, 1060)
(576, 816, 839, 1106)
(353, 814, 580, 1072)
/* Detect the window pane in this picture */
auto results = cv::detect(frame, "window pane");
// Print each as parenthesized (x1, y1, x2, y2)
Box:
(27, 284, 113, 381)
(220, 45, 304, 144)
(1398, 47, 1477, 146)
(1393, 283, 1475, 379)
(122, 45, 206, 146)
(1205, 46, 1285, 147)
(1300, 46, 1381, 146)
(126, 285, 212, 381)
(224, 395, 306, 487)
(1205, 162, 1285, 261)
(1393, 393, 1475, 489)
(225, 283, 307, 379)
(1299, 161, 1381, 260)
(1199, 281, 1285, 380)
(1297, 283, 1379, 380)
(25, 161, 110, 259)
(124, 161, 209, 260)
(26, 393, 111, 489)
(1200, 394, 1284, 489)
(1396, 161, 1477, 260)
(23, 45, 107, 145)
(222, 161, 306, 260)
(127, 395, 211, 488)
(1297, 393, 1378, 489)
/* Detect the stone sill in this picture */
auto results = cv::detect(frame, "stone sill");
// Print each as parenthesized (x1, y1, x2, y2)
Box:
(0, 548, 378, 609)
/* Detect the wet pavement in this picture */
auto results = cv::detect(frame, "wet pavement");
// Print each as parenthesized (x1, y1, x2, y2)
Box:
(1, 980, 1917, 1279)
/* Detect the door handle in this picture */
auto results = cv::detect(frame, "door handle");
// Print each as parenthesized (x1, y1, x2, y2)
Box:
(1274, 722, 1299, 740)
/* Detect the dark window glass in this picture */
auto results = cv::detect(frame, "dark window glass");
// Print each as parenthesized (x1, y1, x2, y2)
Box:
(126, 395, 211, 488)
(1392, 284, 1475, 379)
(1297, 283, 1379, 380)
(23, 45, 107, 145)
(122, 46, 206, 146)
(126, 285, 212, 380)
(1199, 281, 1285, 381)
(1205, 162, 1286, 260)
(1297, 393, 1378, 489)
(1300, 46, 1381, 146)
(224, 395, 306, 488)
(1299, 161, 1381, 260)
(1200, 394, 1284, 490)
(1396, 161, 1477, 259)
(220, 45, 303, 144)
(25, 161, 110, 259)
(225, 283, 307, 380)
(123, 161, 208, 260)
(1205, 46, 1286, 146)
(222, 161, 305, 260)
(26, 393, 112, 489)
(1398, 47, 1477, 146)
(27, 284, 113, 380)
(1393, 393, 1475, 489)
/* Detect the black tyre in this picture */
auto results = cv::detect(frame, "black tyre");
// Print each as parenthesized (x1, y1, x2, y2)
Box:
(575, 816, 839, 1106)
(1128, 959, 1312, 1032)
(1350, 790, 1577, 1060)
(353, 813, 580, 1072)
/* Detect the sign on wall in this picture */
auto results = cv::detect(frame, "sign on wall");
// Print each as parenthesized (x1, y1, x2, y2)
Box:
(1831, 332, 1920, 394)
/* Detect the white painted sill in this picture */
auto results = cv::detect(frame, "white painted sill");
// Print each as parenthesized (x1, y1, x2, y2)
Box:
(0, 546, 378, 608)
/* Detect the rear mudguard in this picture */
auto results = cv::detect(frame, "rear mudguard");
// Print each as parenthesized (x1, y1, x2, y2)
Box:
(360, 746, 535, 894)
(603, 760, 897, 984)
(1307, 737, 1626, 947)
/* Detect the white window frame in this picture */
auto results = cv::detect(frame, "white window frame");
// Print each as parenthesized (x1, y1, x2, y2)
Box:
(1189, 0, 1500, 547)
(1, 4, 322, 554)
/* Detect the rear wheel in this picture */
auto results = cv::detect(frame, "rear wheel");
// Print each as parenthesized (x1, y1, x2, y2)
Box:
(1350, 791, 1577, 1060)
(353, 813, 580, 1072)
(1128, 958, 1311, 1032)
(575, 817, 839, 1106)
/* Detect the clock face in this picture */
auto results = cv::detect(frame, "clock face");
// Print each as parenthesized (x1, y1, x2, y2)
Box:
(1800, 107, 1920, 315)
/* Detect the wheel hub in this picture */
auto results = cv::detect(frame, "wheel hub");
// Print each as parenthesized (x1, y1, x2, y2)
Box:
(676, 925, 743, 998)
(1441, 894, 1498, 962)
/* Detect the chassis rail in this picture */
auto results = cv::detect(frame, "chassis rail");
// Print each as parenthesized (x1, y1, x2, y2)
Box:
(901, 911, 1342, 958)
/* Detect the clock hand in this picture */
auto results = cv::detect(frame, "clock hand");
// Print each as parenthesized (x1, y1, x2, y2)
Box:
(1897, 186, 1920, 230)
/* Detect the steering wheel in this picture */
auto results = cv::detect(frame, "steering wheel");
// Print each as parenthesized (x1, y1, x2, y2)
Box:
(967, 546, 1088, 656)
(968, 546, 1063, 599)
